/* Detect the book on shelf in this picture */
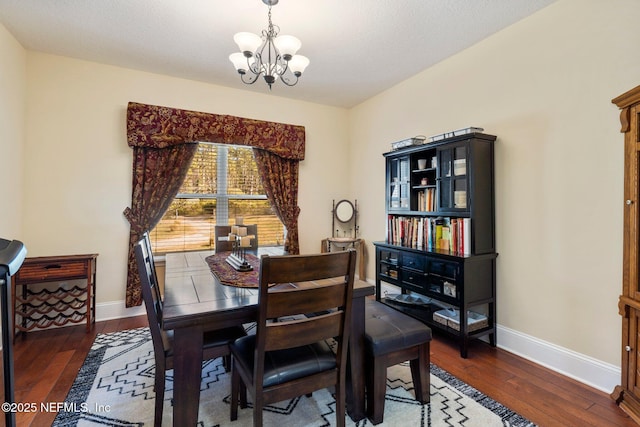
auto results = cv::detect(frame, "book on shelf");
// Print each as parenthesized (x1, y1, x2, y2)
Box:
(386, 215, 471, 254)
(417, 188, 435, 211)
(463, 218, 471, 254)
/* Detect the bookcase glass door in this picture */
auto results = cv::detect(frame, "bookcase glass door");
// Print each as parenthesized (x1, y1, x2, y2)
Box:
(438, 144, 468, 211)
(389, 156, 410, 211)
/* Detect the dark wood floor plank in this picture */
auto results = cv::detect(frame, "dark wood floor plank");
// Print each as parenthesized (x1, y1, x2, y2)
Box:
(430, 334, 637, 427)
(0, 315, 636, 427)
(471, 351, 595, 408)
(458, 361, 609, 426)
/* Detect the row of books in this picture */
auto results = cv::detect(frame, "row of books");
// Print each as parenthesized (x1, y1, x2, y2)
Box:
(417, 188, 436, 211)
(386, 215, 471, 254)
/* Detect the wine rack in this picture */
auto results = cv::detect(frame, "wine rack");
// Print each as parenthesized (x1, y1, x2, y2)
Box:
(12, 254, 97, 336)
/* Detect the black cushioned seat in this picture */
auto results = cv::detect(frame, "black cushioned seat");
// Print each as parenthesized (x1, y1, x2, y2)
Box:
(366, 299, 432, 356)
(230, 335, 336, 388)
(364, 299, 431, 425)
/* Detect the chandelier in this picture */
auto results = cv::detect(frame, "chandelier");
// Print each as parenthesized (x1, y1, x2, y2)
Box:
(229, 0, 309, 89)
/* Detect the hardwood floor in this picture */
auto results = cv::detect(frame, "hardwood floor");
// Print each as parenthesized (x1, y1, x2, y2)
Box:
(0, 316, 636, 427)
(1, 316, 148, 427)
(430, 334, 637, 427)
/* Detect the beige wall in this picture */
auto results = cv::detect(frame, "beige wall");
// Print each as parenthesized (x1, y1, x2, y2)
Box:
(20, 53, 349, 307)
(350, 0, 640, 368)
(0, 24, 26, 239)
(2, 0, 639, 389)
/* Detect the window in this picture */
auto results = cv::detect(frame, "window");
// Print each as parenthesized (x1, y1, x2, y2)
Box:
(149, 143, 285, 253)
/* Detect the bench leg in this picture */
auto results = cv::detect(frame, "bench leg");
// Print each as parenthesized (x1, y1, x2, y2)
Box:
(409, 342, 430, 403)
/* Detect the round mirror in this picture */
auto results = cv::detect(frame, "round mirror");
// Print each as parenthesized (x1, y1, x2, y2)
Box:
(335, 199, 355, 223)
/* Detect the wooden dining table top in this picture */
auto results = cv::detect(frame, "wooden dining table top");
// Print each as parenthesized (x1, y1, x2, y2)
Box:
(162, 250, 374, 331)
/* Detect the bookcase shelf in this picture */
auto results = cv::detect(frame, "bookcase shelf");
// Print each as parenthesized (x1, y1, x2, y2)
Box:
(374, 132, 497, 358)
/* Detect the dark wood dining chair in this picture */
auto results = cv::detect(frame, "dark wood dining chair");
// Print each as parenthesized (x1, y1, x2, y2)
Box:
(214, 224, 259, 253)
(229, 249, 357, 427)
(134, 234, 247, 427)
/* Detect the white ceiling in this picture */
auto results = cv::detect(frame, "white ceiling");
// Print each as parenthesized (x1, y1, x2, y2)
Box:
(0, 0, 556, 108)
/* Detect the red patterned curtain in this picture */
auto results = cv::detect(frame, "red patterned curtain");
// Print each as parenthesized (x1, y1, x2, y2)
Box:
(123, 144, 198, 307)
(253, 149, 301, 254)
(124, 102, 305, 307)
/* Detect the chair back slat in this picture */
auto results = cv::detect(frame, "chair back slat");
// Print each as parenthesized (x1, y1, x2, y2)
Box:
(260, 252, 352, 285)
(214, 226, 232, 252)
(215, 224, 258, 253)
(265, 284, 347, 319)
(265, 311, 343, 351)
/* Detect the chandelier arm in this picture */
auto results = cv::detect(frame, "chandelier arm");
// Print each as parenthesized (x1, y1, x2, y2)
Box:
(280, 60, 290, 76)
(277, 61, 301, 86)
(252, 51, 270, 77)
(240, 73, 260, 85)
(279, 73, 300, 87)
(259, 44, 272, 77)
(246, 54, 262, 75)
(255, 39, 286, 80)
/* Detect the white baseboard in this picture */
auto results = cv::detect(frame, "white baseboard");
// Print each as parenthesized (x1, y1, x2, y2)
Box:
(497, 324, 620, 393)
(96, 300, 146, 322)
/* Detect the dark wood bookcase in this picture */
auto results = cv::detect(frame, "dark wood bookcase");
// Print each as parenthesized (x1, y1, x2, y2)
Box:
(611, 85, 640, 422)
(374, 132, 497, 357)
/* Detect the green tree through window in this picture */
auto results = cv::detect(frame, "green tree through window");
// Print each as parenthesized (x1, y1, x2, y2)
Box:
(149, 143, 285, 253)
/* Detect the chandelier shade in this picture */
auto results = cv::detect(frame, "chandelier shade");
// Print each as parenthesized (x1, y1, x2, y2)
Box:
(233, 32, 262, 56)
(273, 35, 301, 60)
(288, 55, 310, 75)
(228, 52, 249, 73)
(229, 0, 309, 89)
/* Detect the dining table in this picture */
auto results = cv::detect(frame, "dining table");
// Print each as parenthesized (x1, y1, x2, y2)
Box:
(162, 250, 375, 426)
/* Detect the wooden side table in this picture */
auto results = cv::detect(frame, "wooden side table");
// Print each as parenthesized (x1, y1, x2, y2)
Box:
(321, 238, 366, 281)
(12, 254, 98, 337)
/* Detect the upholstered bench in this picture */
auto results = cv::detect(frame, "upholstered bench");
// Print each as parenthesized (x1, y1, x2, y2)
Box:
(364, 299, 432, 425)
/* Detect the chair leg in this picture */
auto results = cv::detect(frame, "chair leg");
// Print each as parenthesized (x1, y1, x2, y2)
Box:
(230, 364, 239, 421)
(335, 381, 346, 427)
(367, 357, 387, 425)
(223, 354, 232, 372)
(240, 380, 247, 408)
(253, 393, 264, 427)
(154, 368, 165, 427)
(409, 343, 430, 404)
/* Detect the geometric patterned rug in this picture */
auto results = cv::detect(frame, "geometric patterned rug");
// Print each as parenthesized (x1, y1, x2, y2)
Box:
(53, 327, 536, 426)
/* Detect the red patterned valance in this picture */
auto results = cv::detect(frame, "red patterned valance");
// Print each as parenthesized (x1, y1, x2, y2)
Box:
(126, 102, 305, 160)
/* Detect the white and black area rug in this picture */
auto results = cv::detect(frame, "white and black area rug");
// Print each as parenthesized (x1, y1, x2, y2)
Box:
(53, 328, 536, 426)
